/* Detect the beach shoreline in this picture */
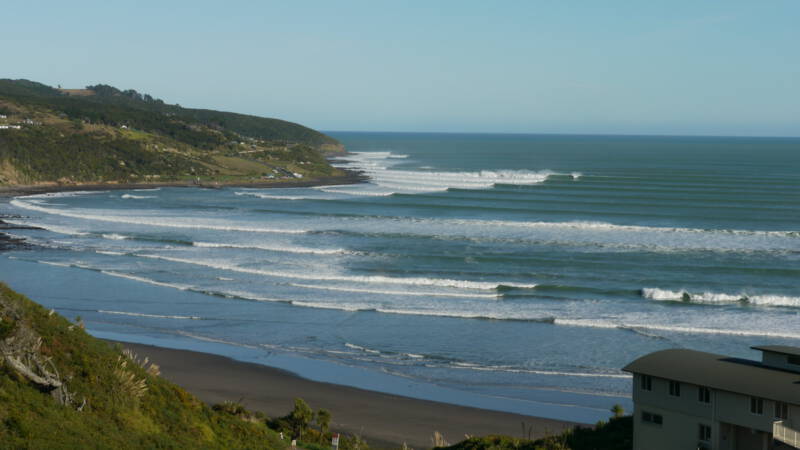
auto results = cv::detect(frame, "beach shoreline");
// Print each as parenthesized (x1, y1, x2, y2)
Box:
(112, 340, 582, 449)
(0, 168, 366, 199)
(0, 167, 365, 249)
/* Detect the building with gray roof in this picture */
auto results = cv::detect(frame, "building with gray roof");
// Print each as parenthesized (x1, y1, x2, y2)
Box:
(623, 346, 800, 450)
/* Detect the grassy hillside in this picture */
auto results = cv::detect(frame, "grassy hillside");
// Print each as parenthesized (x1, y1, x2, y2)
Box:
(0, 79, 347, 187)
(0, 282, 287, 449)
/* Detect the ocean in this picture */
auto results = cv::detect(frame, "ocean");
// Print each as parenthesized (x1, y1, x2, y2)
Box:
(1, 132, 798, 423)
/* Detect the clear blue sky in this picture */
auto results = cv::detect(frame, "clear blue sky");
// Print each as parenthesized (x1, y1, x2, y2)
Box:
(3, 1, 799, 136)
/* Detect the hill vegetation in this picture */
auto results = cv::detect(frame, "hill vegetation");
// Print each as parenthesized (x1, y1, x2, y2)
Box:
(0, 79, 348, 187)
(436, 416, 632, 450)
(0, 281, 285, 448)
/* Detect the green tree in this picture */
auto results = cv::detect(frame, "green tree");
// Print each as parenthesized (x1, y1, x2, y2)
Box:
(289, 398, 313, 440)
(610, 403, 625, 418)
(316, 408, 332, 436)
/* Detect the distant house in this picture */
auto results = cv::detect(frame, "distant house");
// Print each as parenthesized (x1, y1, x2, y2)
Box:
(624, 346, 800, 449)
(0, 114, 7, 119)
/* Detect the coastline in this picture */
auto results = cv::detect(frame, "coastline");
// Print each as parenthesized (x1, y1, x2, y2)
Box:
(113, 340, 581, 449)
(0, 168, 366, 199)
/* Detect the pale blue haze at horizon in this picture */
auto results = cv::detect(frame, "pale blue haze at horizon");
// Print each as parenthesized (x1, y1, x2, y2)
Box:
(2, 0, 799, 137)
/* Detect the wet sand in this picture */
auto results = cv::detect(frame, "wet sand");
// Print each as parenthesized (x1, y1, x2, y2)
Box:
(117, 341, 581, 449)
(0, 171, 366, 198)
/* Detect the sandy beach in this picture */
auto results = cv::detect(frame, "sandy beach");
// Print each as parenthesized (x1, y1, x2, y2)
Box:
(0, 170, 366, 198)
(116, 341, 580, 449)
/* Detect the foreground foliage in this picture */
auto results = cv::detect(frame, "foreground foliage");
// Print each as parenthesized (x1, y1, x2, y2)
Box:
(0, 282, 286, 449)
(439, 416, 632, 450)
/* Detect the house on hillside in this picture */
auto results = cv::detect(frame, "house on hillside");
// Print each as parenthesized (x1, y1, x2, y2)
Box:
(624, 346, 800, 450)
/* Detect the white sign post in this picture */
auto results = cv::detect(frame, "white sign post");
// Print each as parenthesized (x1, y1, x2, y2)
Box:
(331, 433, 340, 450)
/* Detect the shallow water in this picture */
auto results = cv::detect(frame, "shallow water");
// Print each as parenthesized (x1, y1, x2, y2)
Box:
(1, 132, 798, 422)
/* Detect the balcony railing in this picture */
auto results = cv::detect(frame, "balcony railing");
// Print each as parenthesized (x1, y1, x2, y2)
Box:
(774, 420, 800, 448)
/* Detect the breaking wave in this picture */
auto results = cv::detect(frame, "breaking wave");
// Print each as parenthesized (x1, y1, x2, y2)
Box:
(641, 288, 800, 307)
(288, 283, 500, 299)
(98, 310, 201, 320)
(100, 271, 192, 290)
(553, 318, 800, 340)
(192, 241, 350, 256)
(136, 254, 537, 290)
(10, 199, 308, 234)
(19, 190, 108, 199)
(121, 194, 156, 199)
(317, 187, 396, 197)
(4, 221, 89, 236)
(333, 151, 558, 193)
(101, 233, 128, 240)
(234, 191, 313, 201)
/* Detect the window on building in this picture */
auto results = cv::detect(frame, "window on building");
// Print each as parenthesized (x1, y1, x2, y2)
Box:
(750, 397, 764, 415)
(775, 401, 789, 420)
(698, 386, 711, 403)
(669, 380, 681, 397)
(640, 374, 652, 391)
(788, 355, 800, 366)
(642, 411, 663, 425)
(698, 424, 712, 442)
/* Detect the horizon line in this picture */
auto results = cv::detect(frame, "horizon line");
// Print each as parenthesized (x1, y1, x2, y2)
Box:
(321, 129, 800, 140)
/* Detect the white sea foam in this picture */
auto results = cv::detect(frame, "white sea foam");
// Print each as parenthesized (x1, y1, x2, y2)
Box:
(10, 199, 307, 234)
(747, 295, 800, 307)
(571, 172, 583, 180)
(641, 288, 800, 307)
(334, 151, 556, 194)
(100, 271, 191, 290)
(121, 194, 156, 199)
(192, 241, 349, 255)
(460, 218, 797, 237)
(553, 318, 800, 340)
(446, 363, 630, 379)
(101, 233, 129, 240)
(136, 254, 535, 290)
(234, 191, 311, 200)
(345, 343, 381, 354)
(288, 283, 500, 299)
(37, 260, 72, 268)
(6, 220, 89, 236)
(291, 300, 365, 312)
(19, 190, 108, 199)
(175, 331, 259, 349)
(317, 188, 396, 197)
(98, 310, 201, 320)
(95, 250, 126, 256)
